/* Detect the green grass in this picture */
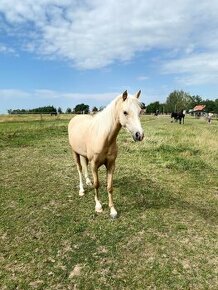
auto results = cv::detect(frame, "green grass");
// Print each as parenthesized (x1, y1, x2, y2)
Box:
(0, 114, 217, 289)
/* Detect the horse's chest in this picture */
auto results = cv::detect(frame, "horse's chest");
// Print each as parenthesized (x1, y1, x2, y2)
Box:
(89, 144, 117, 165)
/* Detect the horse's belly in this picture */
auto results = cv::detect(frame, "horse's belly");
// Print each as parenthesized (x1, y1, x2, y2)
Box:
(72, 142, 87, 156)
(68, 116, 91, 156)
(69, 131, 88, 156)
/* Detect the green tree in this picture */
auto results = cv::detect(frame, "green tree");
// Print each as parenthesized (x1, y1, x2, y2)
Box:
(73, 103, 89, 114)
(188, 95, 203, 110)
(165, 90, 192, 112)
(214, 99, 218, 114)
(65, 107, 72, 114)
(8, 106, 57, 114)
(92, 106, 98, 113)
(203, 99, 216, 113)
(58, 107, 62, 114)
(146, 101, 160, 114)
(159, 103, 166, 114)
(29, 106, 57, 113)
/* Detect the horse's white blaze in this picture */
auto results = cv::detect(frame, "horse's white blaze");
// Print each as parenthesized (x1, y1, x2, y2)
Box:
(68, 90, 144, 217)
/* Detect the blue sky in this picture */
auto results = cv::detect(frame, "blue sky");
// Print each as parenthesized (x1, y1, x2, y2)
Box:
(1, 0, 218, 113)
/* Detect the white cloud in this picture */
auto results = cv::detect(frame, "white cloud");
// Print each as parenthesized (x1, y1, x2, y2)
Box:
(34, 89, 117, 102)
(138, 75, 149, 81)
(0, 0, 218, 85)
(0, 88, 120, 113)
(0, 88, 117, 102)
(0, 43, 16, 54)
(0, 89, 31, 99)
(162, 52, 218, 85)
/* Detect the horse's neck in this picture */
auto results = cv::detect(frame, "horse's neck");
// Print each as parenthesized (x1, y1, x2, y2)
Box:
(107, 118, 121, 144)
(95, 99, 121, 144)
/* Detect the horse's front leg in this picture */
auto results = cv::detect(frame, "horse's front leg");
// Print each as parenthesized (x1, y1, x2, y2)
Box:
(73, 152, 85, 196)
(106, 160, 117, 218)
(91, 161, 102, 213)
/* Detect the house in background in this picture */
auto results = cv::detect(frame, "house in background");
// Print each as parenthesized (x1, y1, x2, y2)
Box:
(191, 104, 206, 117)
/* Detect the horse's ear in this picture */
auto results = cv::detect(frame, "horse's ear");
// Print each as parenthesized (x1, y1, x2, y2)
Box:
(122, 90, 128, 101)
(136, 90, 141, 99)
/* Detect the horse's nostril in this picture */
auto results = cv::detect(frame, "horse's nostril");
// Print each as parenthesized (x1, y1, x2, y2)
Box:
(135, 131, 144, 141)
(135, 132, 140, 140)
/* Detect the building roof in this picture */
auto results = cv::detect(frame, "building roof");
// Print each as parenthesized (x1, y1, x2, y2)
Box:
(193, 105, 206, 111)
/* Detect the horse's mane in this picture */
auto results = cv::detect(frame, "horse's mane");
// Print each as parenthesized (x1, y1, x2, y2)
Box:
(91, 95, 120, 136)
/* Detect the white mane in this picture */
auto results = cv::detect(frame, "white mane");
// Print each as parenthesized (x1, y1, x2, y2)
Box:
(91, 95, 121, 136)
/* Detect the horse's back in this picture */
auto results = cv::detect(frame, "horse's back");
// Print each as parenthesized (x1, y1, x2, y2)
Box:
(68, 115, 93, 154)
(68, 114, 92, 130)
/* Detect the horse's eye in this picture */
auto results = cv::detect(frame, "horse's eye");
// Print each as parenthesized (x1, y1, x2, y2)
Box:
(123, 111, 128, 116)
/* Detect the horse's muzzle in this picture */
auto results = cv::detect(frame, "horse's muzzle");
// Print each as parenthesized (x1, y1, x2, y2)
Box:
(134, 131, 144, 142)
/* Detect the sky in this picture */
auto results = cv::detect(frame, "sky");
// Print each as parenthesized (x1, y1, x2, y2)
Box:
(1, 0, 218, 114)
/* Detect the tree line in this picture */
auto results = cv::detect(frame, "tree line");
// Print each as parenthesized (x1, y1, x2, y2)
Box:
(8, 106, 58, 115)
(8, 103, 101, 115)
(8, 90, 218, 115)
(146, 90, 218, 114)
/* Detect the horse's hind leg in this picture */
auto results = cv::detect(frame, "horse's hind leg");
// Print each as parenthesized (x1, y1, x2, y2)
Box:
(73, 152, 85, 196)
(80, 156, 92, 186)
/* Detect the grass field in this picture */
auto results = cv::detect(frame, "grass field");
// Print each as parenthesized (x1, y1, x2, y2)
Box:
(0, 114, 217, 289)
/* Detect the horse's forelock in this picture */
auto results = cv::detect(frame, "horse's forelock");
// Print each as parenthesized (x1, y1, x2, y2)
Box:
(124, 94, 141, 110)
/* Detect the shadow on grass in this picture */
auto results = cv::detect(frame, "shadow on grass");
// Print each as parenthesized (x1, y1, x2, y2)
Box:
(116, 172, 217, 224)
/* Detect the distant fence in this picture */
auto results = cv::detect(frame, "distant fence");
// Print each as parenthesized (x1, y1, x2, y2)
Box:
(4, 112, 218, 123)
(3, 112, 74, 122)
(7, 112, 59, 120)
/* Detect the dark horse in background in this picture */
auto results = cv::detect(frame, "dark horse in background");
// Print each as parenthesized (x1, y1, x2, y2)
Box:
(171, 111, 185, 124)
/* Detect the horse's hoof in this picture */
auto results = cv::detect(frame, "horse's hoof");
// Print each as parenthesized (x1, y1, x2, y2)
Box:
(86, 179, 92, 186)
(110, 207, 117, 219)
(79, 190, 85, 196)
(110, 213, 118, 219)
(95, 206, 103, 213)
(95, 208, 103, 213)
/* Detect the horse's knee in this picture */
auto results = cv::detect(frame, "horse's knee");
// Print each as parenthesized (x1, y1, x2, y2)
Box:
(107, 186, 113, 194)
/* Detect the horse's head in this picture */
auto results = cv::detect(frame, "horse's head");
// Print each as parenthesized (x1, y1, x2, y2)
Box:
(118, 90, 144, 141)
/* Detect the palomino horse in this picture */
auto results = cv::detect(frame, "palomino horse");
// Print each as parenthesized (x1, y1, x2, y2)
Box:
(68, 90, 144, 218)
